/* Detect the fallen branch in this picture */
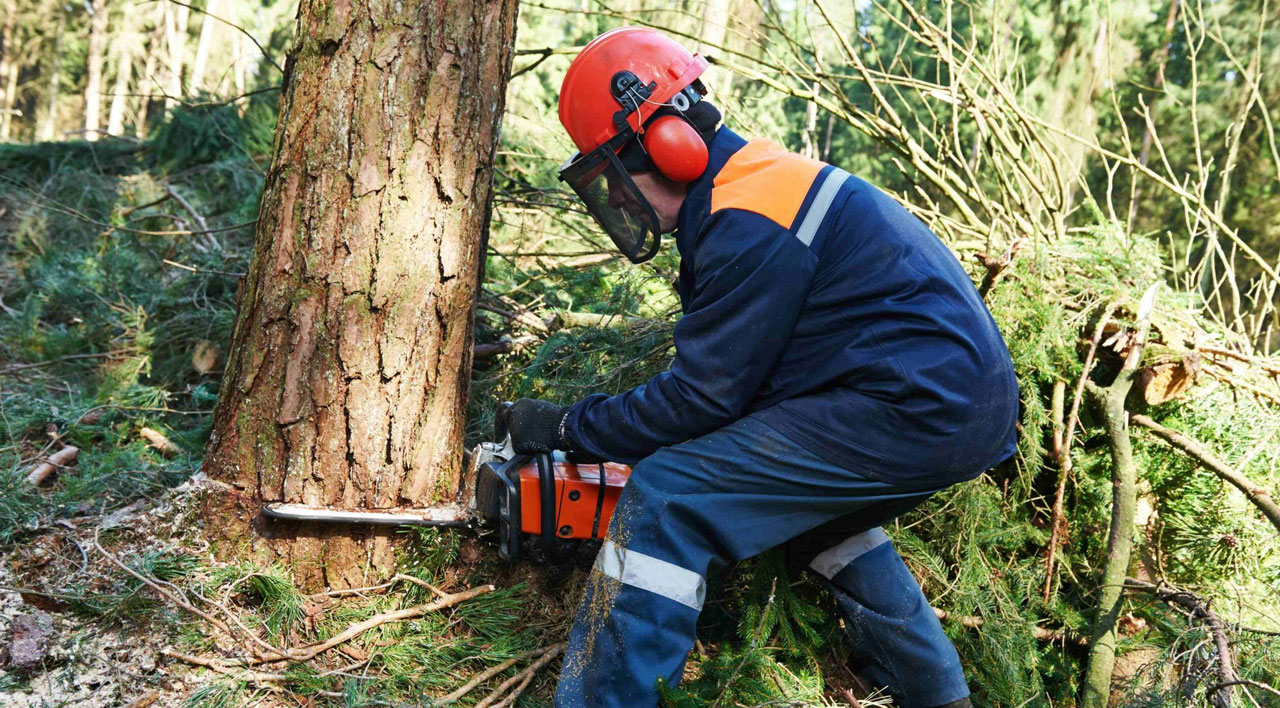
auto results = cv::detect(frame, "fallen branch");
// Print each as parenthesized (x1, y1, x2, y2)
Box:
(1, 352, 112, 375)
(161, 259, 247, 278)
(474, 335, 540, 360)
(552, 311, 641, 329)
(436, 643, 564, 705)
(1207, 679, 1280, 700)
(259, 584, 496, 665)
(1125, 579, 1239, 708)
(975, 238, 1023, 299)
(1199, 365, 1280, 407)
(473, 643, 565, 708)
(163, 583, 496, 670)
(1045, 303, 1117, 600)
(118, 193, 172, 218)
(165, 184, 221, 252)
(25, 446, 80, 486)
(1080, 285, 1158, 708)
(1131, 414, 1280, 534)
(162, 649, 287, 685)
(140, 427, 182, 456)
(478, 291, 552, 334)
(92, 529, 256, 659)
(932, 607, 1085, 645)
(309, 573, 449, 601)
(1198, 345, 1280, 379)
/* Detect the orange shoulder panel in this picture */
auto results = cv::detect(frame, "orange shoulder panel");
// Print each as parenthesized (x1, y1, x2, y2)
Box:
(709, 139, 826, 229)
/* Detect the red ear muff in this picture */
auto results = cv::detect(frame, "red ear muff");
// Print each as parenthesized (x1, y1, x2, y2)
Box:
(642, 115, 709, 183)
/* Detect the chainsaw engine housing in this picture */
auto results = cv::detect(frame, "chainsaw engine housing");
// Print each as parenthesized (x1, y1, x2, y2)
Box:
(474, 451, 630, 561)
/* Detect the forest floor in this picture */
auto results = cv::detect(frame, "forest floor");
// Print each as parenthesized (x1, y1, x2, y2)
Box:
(0, 467, 567, 707)
(0, 464, 874, 708)
(0, 477, 204, 707)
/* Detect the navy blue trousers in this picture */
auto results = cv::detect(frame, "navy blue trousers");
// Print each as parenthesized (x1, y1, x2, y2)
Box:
(553, 417, 970, 708)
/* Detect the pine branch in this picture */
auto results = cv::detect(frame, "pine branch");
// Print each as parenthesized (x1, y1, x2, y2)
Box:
(1131, 414, 1280, 534)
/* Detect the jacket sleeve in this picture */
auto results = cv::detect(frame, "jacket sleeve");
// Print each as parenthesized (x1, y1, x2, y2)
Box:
(561, 209, 818, 464)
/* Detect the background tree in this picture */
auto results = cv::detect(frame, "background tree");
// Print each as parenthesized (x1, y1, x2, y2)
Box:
(82, 0, 109, 140)
(200, 0, 519, 590)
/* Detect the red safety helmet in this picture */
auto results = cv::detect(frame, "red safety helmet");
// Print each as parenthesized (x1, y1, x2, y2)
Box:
(557, 28, 710, 263)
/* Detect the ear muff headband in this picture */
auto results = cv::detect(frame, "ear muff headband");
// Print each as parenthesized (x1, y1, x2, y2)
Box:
(641, 115, 709, 183)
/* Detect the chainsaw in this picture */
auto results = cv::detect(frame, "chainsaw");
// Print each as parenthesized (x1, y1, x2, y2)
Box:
(262, 402, 632, 562)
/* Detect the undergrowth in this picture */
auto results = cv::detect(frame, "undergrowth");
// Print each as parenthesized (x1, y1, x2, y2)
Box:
(2, 96, 1279, 708)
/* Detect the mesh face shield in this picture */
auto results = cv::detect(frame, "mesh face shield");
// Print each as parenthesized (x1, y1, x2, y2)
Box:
(558, 132, 663, 264)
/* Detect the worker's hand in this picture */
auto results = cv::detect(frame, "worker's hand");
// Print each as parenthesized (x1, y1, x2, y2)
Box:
(503, 398, 568, 455)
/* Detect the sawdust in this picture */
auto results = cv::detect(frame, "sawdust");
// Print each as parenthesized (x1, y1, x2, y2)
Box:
(0, 478, 214, 707)
(0, 558, 178, 707)
(558, 495, 636, 692)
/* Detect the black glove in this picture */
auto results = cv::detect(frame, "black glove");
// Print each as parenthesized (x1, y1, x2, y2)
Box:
(504, 398, 568, 454)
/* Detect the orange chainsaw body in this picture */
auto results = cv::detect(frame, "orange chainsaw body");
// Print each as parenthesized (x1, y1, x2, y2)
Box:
(514, 460, 631, 539)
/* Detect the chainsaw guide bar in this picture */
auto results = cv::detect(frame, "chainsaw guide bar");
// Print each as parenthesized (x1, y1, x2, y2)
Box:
(261, 503, 472, 527)
(256, 407, 632, 562)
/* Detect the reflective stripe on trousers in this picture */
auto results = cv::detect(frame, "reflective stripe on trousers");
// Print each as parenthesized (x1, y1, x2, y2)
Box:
(594, 540, 706, 611)
(553, 417, 971, 708)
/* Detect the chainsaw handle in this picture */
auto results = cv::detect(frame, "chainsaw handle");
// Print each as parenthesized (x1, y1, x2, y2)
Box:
(494, 401, 513, 443)
(535, 451, 559, 560)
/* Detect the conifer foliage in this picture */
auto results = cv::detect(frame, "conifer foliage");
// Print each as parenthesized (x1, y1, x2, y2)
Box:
(2, 0, 1280, 706)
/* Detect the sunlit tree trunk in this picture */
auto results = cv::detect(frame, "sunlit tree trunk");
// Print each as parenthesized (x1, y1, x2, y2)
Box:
(202, 0, 518, 590)
(37, 18, 63, 142)
(188, 0, 220, 94)
(0, 61, 16, 141)
(163, 1, 190, 111)
(136, 4, 166, 137)
(106, 13, 136, 136)
(696, 0, 732, 98)
(84, 0, 110, 141)
(232, 30, 246, 113)
(0, 0, 15, 141)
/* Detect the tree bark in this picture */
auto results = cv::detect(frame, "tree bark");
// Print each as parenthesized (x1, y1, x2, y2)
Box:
(202, 0, 518, 591)
(84, 0, 110, 141)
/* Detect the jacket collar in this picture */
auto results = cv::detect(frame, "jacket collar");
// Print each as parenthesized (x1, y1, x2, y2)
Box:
(675, 126, 748, 245)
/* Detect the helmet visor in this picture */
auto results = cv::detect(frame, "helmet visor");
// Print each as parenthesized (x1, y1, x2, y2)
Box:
(558, 140, 662, 264)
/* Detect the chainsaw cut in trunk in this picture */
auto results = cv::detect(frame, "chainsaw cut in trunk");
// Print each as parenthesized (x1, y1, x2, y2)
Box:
(201, 0, 518, 590)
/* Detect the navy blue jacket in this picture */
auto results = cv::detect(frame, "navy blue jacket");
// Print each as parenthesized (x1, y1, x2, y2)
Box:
(562, 128, 1019, 488)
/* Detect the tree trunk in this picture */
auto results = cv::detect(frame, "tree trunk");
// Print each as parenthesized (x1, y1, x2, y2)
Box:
(0, 0, 15, 140)
(37, 18, 63, 142)
(188, 0, 220, 94)
(0, 57, 16, 141)
(163, 1, 190, 111)
(84, 0, 110, 141)
(106, 21, 135, 136)
(232, 30, 246, 113)
(696, 0, 732, 99)
(136, 4, 166, 137)
(202, 0, 518, 591)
